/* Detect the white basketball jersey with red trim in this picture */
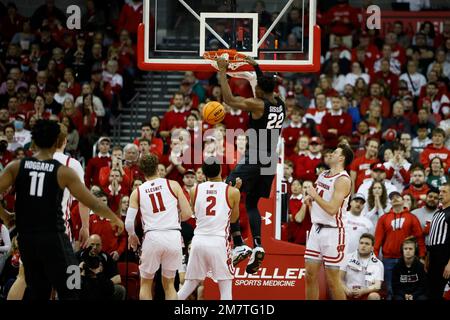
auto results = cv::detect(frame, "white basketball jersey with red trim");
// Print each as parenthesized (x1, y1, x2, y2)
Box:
(138, 178, 181, 232)
(311, 170, 351, 227)
(194, 182, 231, 238)
(53, 151, 84, 237)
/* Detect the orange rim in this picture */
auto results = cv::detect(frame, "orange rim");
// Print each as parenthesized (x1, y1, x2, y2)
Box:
(203, 49, 247, 63)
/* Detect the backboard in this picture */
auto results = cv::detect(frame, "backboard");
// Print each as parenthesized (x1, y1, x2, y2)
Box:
(138, 0, 321, 72)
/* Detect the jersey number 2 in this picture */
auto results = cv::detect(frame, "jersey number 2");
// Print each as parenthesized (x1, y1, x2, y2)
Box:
(149, 192, 166, 214)
(267, 113, 284, 129)
(206, 196, 216, 216)
(29, 171, 45, 197)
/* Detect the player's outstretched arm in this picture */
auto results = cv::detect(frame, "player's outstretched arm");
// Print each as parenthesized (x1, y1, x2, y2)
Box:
(307, 176, 351, 216)
(216, 58, 264, 113)
(125, 189, 140, 251)
(170, 180, 193, 221)
(0, 161, 20, 224)
(58, 166, 124, 234)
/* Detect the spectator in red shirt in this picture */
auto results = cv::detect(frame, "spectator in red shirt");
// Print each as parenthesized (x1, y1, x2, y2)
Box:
(133, 122, 163, 159)
(385, 32, 407, 66)
(162, 137, 193, 184)
(282, 107, 314, 158)
(305, 93, 328, 131)
(159, 92, 190, 140)
(374, 191, 425, 299)
(223, 104, 249, 132)
(360, 83, 391, 118)
(418, 82, 450, 117)
(325, 0, 360, 48)
(403, 166, 430, 208)
(292, 136, 323, 181)
(420, 128, 450, 168)
(89, 190, 127, 261)
(98, 146, 131, 193)
(103, 169, 129, 213)
(288, 180, 312, 245)
(351, 31, 379, 69)
(85, 136, 112, 188)
(123, 143, 145, 190)
(26, 95, 51, 123)
(320, 96, 353, 149)
(117, 0, 144, 40)
(350, 138, 380, 193)
(372, 58, 399, 97)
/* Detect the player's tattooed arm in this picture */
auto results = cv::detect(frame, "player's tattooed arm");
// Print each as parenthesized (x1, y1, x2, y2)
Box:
(216, 58, 264, 114)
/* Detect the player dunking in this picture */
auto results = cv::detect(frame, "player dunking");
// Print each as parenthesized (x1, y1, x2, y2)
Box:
(177, 158, 242, 300)
(0, 120, 123, 300)
(304, 144, 354, 300)
(125, 153, 192, 300)
(217, 57, 285, 274)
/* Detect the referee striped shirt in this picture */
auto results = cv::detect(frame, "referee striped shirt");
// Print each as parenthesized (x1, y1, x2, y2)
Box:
(427, 207, 450, 247)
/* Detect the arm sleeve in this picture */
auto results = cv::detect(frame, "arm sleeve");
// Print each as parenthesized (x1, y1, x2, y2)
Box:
(125, 207, 138, 235)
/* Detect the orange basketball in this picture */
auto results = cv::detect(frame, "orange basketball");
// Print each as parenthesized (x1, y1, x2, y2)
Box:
(202, 101, 225, 125)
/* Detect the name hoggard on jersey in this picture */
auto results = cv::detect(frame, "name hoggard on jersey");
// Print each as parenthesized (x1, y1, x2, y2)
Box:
(24, 160, 56, 172)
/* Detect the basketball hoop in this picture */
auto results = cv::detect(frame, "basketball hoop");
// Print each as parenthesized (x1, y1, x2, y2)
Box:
(203, 49, 248, 71)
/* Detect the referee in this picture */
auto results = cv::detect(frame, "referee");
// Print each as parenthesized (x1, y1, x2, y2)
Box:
(426, 182, 450, 300)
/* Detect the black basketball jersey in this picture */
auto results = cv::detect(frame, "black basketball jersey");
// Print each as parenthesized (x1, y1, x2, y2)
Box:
(247, 96, 285, 156)
(15, 157, 65, 233)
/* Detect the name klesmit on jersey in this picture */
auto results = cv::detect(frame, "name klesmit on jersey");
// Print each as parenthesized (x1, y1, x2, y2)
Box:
(24, 160, 55, 172)
(145, 185, 162, 193)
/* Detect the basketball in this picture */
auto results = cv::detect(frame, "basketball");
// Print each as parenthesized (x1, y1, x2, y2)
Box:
(202, 101, 226, 125)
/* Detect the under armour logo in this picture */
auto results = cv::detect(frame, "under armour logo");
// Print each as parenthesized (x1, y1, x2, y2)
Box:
(262, 212, 272, 225)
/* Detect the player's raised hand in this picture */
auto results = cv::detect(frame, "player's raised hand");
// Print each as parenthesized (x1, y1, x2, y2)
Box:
(304, 195, 313, 207)
(128, 234, 141, 252)
(306, 185, 318, 200)
(216, 58, 229, 71)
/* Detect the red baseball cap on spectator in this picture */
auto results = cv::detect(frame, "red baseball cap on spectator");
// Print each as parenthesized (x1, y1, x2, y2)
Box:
(383, 128, 397, 142)
(371, 163, 386, 172)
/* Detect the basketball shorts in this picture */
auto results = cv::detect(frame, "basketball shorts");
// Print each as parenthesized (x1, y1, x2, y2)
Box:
(226, 153, 275, 198)
(139, 230, 182, 279)
(185, 235, 234, 281)
(18, 232, 79, 300)
(304, 224, 346, 268)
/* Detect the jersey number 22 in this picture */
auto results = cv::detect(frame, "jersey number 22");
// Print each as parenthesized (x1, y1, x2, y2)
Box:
(267, 113, 284, 129)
